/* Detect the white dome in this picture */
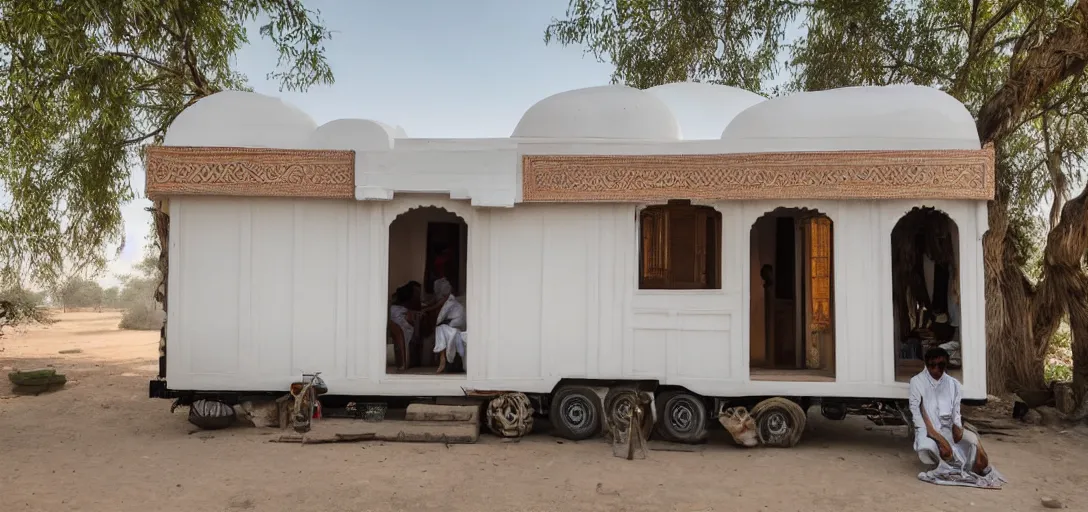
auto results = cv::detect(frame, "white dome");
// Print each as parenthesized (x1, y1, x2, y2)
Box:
(163, 90, 317, 149)
(512, 85, 680, 140)
(308, 119, 404, 151)
(721, 85, 980, 152)
(645, 82, 765, 140)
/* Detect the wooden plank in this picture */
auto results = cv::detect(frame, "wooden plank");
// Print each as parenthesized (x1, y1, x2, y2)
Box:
(270, 419, 480, 445)
(303, 433, 377, 444)
(374, 431, 477, 444)
(270, 433, 377, 444)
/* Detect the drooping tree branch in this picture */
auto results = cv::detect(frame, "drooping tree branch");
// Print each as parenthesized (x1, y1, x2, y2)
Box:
(976, 0, 1088, 144)
(0, 0, 335, 289)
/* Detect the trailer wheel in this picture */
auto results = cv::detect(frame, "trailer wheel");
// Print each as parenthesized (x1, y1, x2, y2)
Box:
(654, 391, 708, 444)
(751, 397, 807, 448)
(603, 386, 639, 434)
(550, 386, 602, 440)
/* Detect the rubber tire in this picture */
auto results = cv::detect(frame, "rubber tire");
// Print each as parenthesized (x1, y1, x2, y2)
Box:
(654, 390, 708, 444)
(750, 397, 807, 448)
(550, 386, 603, 441)
(603, 386, 640, 433)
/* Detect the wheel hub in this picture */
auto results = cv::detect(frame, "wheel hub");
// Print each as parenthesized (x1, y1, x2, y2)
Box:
(670, 399, 695, 431)
(613, 396, 634, 424)
(765, 411, 789, 436)
(563, 396, 590, 427)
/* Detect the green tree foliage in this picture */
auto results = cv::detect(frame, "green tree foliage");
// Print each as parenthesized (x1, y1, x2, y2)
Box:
(545, 0, 800, 91)
(547, 0, 1088, 402)
(54, 276, 104, 310)
(0, 0, 335, 289)
(101, 286, 120, 309)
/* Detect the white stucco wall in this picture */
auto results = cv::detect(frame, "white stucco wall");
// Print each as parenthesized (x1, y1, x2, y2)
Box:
(165, 195, 987, 400)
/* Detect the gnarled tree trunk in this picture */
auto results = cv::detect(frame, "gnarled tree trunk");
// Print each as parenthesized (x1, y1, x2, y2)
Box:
(1046, 186, 1088, 418)
(976, 0, 1088, 400)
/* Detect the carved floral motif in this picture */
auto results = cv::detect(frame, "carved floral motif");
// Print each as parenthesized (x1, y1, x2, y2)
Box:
(522, 146, 995, 202)
(145, 146, 355, 199)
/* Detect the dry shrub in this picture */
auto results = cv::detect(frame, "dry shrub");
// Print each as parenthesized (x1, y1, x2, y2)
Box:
(1, 287, 55, 339)
(118, 302, 165, 331)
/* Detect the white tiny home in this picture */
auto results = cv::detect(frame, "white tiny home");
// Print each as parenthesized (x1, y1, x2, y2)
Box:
(147, 82, 993, 442)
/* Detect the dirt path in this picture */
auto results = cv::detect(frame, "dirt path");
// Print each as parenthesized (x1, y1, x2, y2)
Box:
(3, 312, 1087, 512)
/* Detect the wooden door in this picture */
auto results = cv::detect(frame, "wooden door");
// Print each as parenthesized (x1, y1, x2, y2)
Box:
(802, 216, 833, 371)
(771, 216, 797, 368)
(772, 299, 797, 368)
(423, 222, 463, 295)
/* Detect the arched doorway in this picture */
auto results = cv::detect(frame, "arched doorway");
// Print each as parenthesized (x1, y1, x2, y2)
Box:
(891, 207, 961, 383)
(749, 207, 836, 381)
(387, 206, 468, 376)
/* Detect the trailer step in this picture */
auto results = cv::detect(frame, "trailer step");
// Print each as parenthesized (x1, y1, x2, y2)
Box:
(405, 404, 480, 423)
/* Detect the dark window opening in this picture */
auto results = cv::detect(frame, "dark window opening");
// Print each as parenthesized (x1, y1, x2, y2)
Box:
(639, 200, 722, 290)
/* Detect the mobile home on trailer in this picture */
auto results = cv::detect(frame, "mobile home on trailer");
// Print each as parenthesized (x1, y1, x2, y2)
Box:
(147, 82, 993, 443)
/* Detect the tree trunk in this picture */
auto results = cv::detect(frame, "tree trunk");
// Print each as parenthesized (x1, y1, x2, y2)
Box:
(1044, 185, 1088, 419)
(982, 176, 1008, 394)
(986, 166, 1088, 402)
(151, 201, 169, 380)
(983, 192, 1048, 395)
(976, 0, 1088, 398)
(1068, 279, 1088, 419)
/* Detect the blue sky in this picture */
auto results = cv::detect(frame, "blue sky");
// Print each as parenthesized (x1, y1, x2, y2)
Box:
(108, 0, 619, 285)
(237, 0, 617, 137)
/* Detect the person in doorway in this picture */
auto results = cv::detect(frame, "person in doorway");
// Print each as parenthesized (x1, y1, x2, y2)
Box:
(909, 348, 1005, 488)
(431, 277, 466, 374)
(431, 244, 452, 282)
(759, 264, 774, 289)
(389, 283, 421, 371)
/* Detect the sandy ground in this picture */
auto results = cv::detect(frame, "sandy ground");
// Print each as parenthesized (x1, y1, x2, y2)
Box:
(3, 312, 1088, 512)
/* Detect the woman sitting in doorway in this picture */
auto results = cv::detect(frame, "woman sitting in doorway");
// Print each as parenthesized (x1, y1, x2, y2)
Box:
(431, 277, 467, 374)
(389, 283, 422, 371)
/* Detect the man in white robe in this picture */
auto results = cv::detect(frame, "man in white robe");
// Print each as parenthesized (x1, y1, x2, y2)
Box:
(388, 284, 422, 371)
(909, 347, 1005, 488)
(431, 278, 466, 373)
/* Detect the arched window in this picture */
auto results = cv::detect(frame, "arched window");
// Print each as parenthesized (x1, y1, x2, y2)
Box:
(891, 207, 961, 383)
(639, 200, 722, 290)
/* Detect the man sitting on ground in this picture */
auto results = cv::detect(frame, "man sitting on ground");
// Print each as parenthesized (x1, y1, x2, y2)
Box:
(909, 347, 1005, 488)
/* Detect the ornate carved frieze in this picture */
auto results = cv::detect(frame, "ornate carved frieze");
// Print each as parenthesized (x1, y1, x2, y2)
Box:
(145, 144, 995, 203)
(522, 146, 995, 202)
(145, 146, 355, 199)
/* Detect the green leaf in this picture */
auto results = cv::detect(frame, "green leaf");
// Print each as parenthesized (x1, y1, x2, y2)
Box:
(0, 0, 336, 294)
